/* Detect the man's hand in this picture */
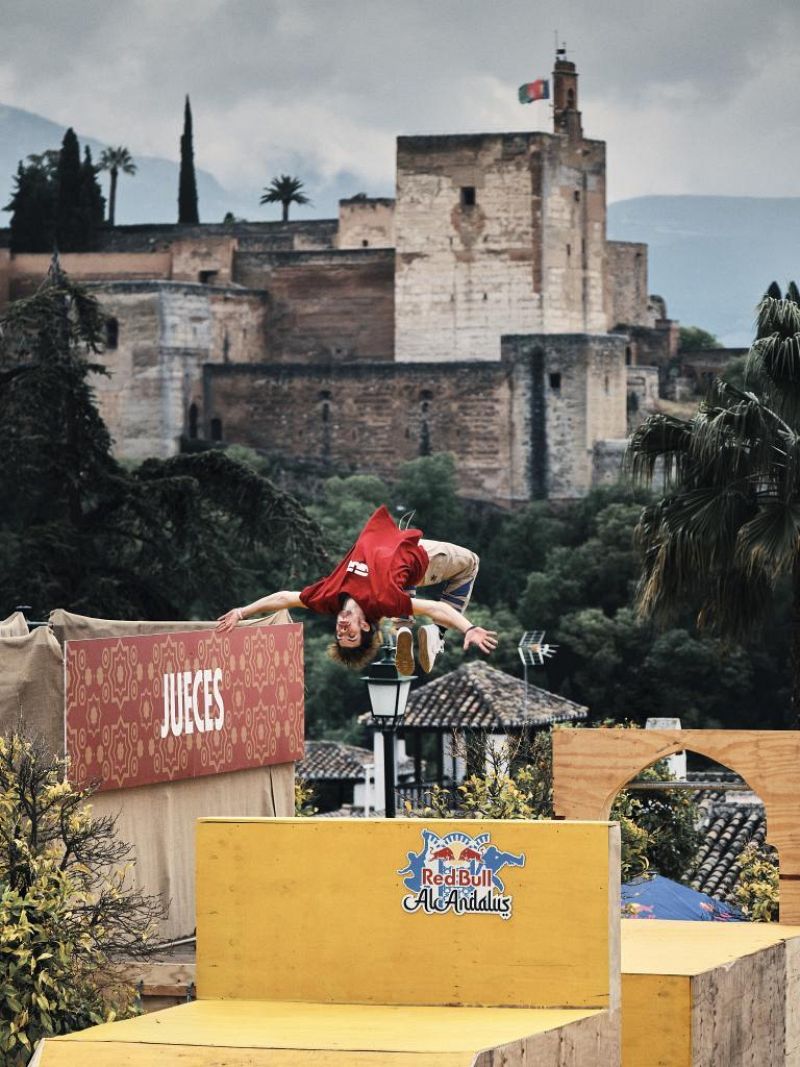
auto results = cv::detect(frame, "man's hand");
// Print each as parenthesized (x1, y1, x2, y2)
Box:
(463, 626, 498, 654)
(216, 608, 243, 633)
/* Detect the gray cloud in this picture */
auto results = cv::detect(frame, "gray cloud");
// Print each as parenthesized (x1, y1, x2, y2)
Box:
(1, 0, 799, 206)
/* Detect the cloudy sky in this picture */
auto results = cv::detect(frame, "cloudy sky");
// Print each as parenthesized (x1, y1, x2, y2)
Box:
(1, 0, 798, 210)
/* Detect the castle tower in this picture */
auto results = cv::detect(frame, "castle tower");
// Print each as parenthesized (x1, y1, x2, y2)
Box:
(553, 52, 583, 140)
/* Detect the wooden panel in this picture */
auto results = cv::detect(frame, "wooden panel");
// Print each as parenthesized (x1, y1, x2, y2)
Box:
(37, 1043, 472, 1067)
(476, 1009, 620, 1066)
(44, 1000, 606, 1057)
(196, 818, 619, 1008)
(691, 941, 784, 1066)
(786, 936, 800, 1067)
(621, 918, 800, 976)
(622, 974, 690, 1067)
(552, 729, 800, 922)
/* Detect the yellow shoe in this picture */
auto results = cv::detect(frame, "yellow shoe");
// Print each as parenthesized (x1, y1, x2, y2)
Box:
(395, 626, 415, 676)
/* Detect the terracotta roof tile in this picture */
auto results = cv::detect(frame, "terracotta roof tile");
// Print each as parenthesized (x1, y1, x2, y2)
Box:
(297, 740, 373, 782)
(401, 661, 587, 731)
(684, 794, 768, 903)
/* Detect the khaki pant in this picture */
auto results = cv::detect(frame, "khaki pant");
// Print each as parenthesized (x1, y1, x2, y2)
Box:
(418, 539, 479, 616)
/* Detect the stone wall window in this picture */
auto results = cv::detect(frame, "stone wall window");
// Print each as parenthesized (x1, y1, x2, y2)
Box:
(199, 270, 218, 285)
(460, 186, 476, 208)
(549, 372, 562, 392)
(105, 317, 119, 349)
(361, 239, 369, 247)
(210, 417, 223, 442)
(574, 190, 581, 202)
(188, 403, 199, 440)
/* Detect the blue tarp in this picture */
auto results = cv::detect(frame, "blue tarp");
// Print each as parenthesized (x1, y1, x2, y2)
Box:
(622, 874, 744, 921)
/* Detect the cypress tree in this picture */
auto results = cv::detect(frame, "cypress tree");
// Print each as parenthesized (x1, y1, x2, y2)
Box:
(55, 128, 84, 251)
(78, 145, 106, 250)
(178, 96, 199, 224)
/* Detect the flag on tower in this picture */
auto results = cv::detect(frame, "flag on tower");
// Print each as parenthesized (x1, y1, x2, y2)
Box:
(518, 78, 549, 104)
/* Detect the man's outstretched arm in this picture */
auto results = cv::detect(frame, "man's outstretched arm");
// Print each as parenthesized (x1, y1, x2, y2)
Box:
(411, 598, 498, 654)
(217, 591, 305, 632)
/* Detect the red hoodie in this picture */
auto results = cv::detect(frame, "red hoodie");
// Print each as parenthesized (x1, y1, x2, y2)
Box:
(300, 506, 427, 622)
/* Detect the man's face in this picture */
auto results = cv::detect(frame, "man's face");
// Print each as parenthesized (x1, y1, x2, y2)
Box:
(335, 600, 368, 648)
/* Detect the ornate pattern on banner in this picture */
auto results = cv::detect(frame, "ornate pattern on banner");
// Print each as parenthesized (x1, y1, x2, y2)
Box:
(65, 624, 303, 792)
(398, 829, 526, 920)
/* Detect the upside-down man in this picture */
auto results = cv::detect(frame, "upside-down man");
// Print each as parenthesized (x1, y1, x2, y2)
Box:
(216, 505, 497, 674)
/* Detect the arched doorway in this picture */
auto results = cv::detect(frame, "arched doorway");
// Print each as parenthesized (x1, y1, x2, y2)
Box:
(553, 729, 800, 921)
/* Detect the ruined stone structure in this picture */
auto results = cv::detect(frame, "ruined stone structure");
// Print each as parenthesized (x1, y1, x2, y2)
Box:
(0, 56, 676, 504)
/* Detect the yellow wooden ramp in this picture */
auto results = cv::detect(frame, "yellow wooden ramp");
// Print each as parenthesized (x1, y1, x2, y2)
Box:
(35, 999, 608, 1066)
(36, 818, 622, 1065)
(621, 919, 800, 1067)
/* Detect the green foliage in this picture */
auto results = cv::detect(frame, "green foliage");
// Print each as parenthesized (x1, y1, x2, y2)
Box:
(394, 454, 465, 542)
(412, 732, 553, 821)
(4, 131, 104, 253)
(475, 502, 568, 609)
(0, 730, 161, 1061)
(179, 96, 199, 224)
(5, 159, 56, 252)
(260, 174, 311, 222)
(294, 778, 318, 817)
(679, 326, 722, 352)
(620, 763, 703, 881)
(0, 267, 326, 619)
(627, 282, 800, 713)
(732, 841, 779, 922)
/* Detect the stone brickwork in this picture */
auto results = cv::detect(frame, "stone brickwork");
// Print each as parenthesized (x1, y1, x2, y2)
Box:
(202, 331, 625, 504)
(394, 131, 608, 363)
(337, 197, 395, 249)
(93, 219, 338, 255)
(605, 241, 651, 329)
(502, 333, 628, 498)
(203, 358, 528, 504)
(89, 281, 267, 459)
(626, 364, 660, 430)
(6, 252, 172, 301)
(0, 57, 674, 505)
(233, 249, 394, 363)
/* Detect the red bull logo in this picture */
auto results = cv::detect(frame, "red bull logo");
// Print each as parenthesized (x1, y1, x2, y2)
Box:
(397, 829, 526, 920)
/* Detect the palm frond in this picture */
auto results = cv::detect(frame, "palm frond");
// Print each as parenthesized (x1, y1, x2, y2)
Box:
(625, 413, 694, 485)
(735, 497, 800, 579)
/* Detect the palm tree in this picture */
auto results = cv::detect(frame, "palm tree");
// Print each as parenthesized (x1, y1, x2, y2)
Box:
(259, 174, 311, 222)
(98, 146, 137, 227)
(627, 283, 800, 715)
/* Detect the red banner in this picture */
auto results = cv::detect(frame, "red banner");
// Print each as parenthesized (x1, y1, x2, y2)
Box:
(65, 623, 303, 792)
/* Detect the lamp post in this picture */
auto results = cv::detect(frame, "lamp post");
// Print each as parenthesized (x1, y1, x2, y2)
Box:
(362, 634, 415, 819)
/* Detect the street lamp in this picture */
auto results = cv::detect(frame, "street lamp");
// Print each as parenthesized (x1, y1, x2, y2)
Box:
(362, 634, 415, 818)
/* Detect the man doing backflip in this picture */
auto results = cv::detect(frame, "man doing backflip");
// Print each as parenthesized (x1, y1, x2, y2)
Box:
(216, 505, 497, 674)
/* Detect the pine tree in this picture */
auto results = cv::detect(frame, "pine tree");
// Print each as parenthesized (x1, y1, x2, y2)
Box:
(178, 95, 199, 224)
(55, 127, 84, 251)
(4, 160, 55, 252)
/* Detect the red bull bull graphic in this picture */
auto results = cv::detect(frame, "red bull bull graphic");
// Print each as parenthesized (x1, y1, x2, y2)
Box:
(398, 829, 526, 920)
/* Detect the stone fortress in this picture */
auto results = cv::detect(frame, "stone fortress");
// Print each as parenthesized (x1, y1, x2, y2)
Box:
(0, 56, 675, 506)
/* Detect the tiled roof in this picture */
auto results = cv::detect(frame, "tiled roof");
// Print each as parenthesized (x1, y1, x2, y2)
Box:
(297, 740, 373, 782)
(685, 797, 768, 903)
(400, 661, 587, 731)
